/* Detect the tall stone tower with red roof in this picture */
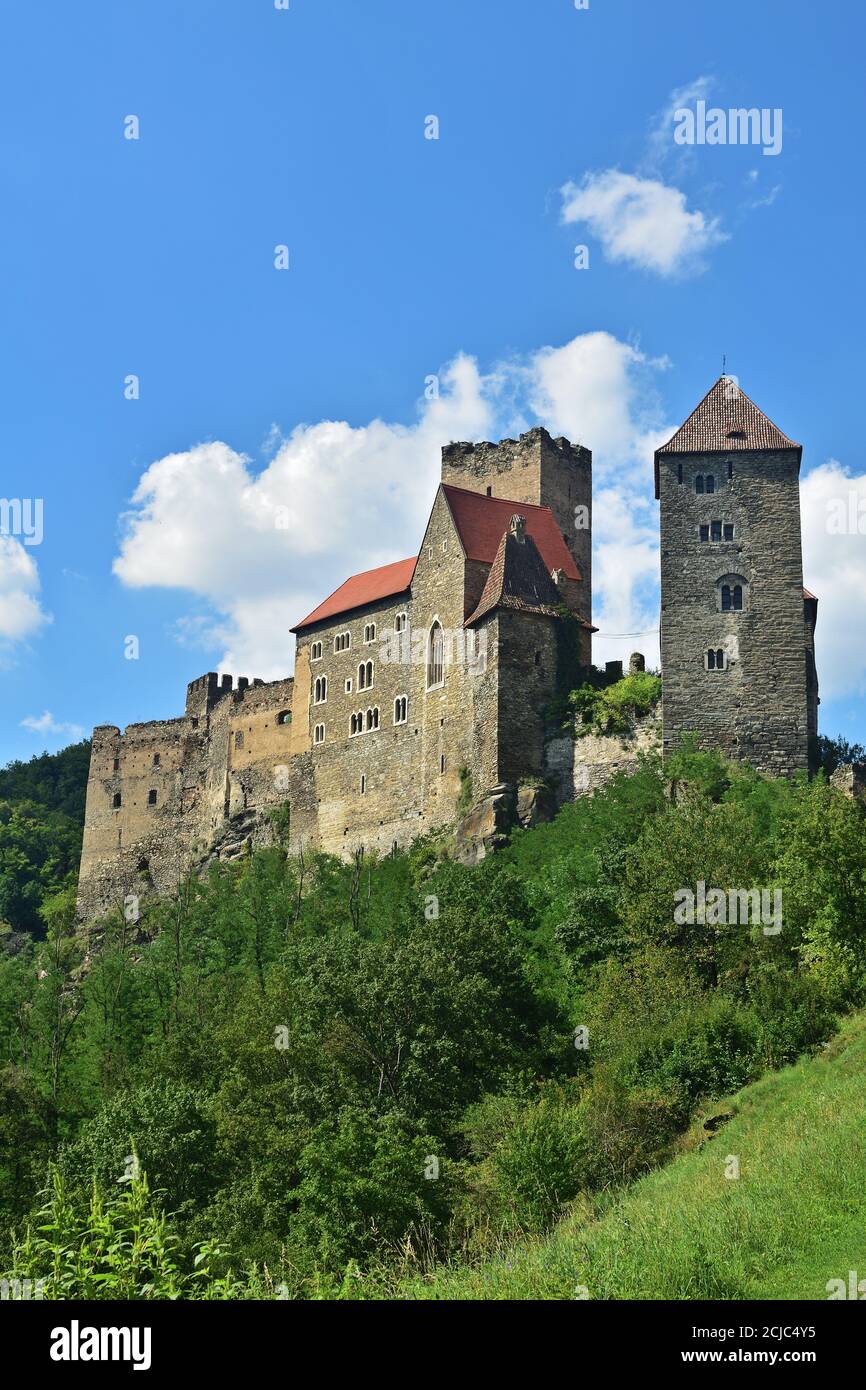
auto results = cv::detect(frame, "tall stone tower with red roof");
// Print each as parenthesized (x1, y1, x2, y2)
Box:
(654, 376, 818, 776)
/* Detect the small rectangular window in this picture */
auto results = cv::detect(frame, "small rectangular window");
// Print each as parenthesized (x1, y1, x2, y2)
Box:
(723, 523, 734, 541)
(148, 789, 157, 806)
(699, 525, 709, 543)
(711, 521, 722, 542)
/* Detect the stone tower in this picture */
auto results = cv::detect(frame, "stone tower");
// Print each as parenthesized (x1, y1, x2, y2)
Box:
(654, 376, 817, 776)
(440, 426, 592, 621)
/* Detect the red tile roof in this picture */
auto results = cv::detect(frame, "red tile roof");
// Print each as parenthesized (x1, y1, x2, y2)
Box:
(654, 377, 800, 497)
(442, 484, 581, 581)
(291, 556, 417, 632)
(466, 524, 565, 627)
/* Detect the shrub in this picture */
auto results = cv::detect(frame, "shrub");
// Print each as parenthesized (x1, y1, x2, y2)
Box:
(489, 1094, 588, 1231)
(570, 672, 661, 739)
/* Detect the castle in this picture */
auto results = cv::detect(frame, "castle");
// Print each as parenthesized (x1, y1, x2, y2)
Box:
(76, 377, 818, 922)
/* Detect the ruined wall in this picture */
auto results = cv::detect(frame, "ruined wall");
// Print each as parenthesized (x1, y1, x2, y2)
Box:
(77, 674, 295, 922)
(545, 703, 662, 802)
(658, 448, 809, 776)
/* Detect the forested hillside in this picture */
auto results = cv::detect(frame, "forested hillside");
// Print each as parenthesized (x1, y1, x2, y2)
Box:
(0, 741, 90, 937)
(2, 741, 865, 1299)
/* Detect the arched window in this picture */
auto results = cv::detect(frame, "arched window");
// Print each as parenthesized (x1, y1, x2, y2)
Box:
(705, 475, 716, 494)
(364, 622, 376, 644)
(276, 710, 292, 726)
(394, 695, 408, 725)
(706, 648, 727, 672)
(310, 641, 322, 661)
(314, 723, 325, 744)
(718, 574, 747, 613)
(695, 475, 705, 494)
(394, 613, 407, 633)
(427, 621, 444, 689)
(358, 660, 373, 690)
(366, 707, 379, 731)
(314, 676, 327, 704)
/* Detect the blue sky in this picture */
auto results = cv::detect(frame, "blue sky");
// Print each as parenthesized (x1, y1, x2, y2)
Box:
(2, 0, 865, 764)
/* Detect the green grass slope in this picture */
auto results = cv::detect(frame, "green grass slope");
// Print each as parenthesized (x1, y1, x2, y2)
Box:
(399, 1010, 866, 1300)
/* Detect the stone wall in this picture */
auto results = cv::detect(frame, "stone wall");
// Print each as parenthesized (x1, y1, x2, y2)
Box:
(658, 447, 810, 776)
(77, 674, 296, 922)
(545, 704, 662, 802)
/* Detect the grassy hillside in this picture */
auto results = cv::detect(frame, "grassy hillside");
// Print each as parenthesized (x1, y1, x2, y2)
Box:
(396, 1010, 866, 1300)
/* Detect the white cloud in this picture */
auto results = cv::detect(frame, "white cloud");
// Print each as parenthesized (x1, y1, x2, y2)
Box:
(20, 711, 85, 741)
(0, 536, 51, 650)
(528, 331, 672, 474)
(114, 355, 493, 677)
(800, 461, 866, 700)
(645, 76, 714, 171)
(112, 333, 674, 680)
(560, 169, 727, 277)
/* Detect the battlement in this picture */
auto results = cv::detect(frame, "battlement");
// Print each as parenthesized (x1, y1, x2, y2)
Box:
(184, 671, 271, 717)
(441, 426, 591, 475)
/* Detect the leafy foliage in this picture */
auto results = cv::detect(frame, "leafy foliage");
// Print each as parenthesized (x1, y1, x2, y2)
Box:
(0, 742, 863, 1296)
(569, 672, 661, 738)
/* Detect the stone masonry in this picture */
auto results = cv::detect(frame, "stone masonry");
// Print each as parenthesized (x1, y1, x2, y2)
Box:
(77, 381, 821, 922)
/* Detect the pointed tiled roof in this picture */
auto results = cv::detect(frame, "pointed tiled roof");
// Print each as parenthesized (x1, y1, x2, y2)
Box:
(291, 556, 416, 631)
(442, 484, 581, 581)
(654, 377, 800, 497)
(465, 519, 565, 626)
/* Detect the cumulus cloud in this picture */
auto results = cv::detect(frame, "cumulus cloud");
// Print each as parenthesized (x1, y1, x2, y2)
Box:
(112, 333, 674, 678)
(20, 711, 85, 741)
(0, 536, 51, 652)
(800, 461, 866, 700)
(560, 169, 727, 277)
(114, 355, 493, 677)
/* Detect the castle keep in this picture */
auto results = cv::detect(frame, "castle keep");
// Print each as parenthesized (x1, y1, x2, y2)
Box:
(77, 377, 819, 922)
(654, 377, 818, 774)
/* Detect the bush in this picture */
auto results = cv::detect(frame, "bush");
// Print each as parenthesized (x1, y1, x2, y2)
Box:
(570, 672, 661, 739)
(489, 1094, 588, 1231)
